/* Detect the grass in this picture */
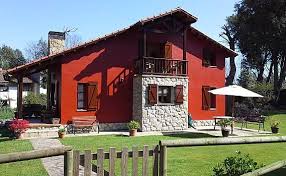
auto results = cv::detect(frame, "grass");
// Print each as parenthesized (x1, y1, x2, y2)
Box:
(61, 131, 286, 175)
(0, 129, 48, 176)
(0, 111, 285, 175)
(235, 112, 286, 135)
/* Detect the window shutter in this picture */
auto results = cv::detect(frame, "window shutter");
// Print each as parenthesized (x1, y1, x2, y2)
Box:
(164, 42, 172, 59)
(148, 84, 157, 105)
(202, 86, 210, 110)
(175, 85, 184, 104)
(87, 82, 98, 110)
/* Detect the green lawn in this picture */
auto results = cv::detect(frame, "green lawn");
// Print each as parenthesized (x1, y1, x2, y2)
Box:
(235, 111, 286, 135)
(0, 129, 48, 176)
(61, 132, 286, 175)
(0, 112, 285, 176)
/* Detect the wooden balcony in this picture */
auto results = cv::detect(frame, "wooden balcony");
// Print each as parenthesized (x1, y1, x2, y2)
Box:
(135, 57, 188, 76)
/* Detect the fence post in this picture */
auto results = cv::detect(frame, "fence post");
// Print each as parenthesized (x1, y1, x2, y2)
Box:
(159, 142, 167, 176)
(64, 150, 73, 176)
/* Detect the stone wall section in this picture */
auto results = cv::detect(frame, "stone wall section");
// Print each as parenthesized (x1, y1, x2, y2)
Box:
(133, 75, 188, 131)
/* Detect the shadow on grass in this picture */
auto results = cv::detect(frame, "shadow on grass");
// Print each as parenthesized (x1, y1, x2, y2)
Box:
(263, 166, 286, 176)
(162, 132, 215, 138)
(0, 127, 11, 138)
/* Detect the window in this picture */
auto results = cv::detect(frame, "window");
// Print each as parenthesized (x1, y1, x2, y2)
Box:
(148, 84, 184, 105)
(202, 86, 216, 110)
(0, 85, 8, 92)
(210, 87, 216, 109)
(202, 48, 216, 67)
(158, 86, 172, 104)
(23, 84, 33, 91)
(77, 83, 86, 109)
(77, 82, 98, 110)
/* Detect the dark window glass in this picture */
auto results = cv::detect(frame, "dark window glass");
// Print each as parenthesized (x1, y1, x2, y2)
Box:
(203, 48, 216, 66)
(210, 87, 216, 109)
(158, 86, 172, 103)
(77, 83, 86, 109)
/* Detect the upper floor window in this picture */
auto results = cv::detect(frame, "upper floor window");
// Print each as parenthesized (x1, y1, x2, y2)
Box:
(138, 41, 172, 59)
(202, 48, 216, 67)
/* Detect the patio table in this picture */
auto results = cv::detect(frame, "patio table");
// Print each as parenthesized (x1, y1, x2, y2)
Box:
(213, 116, 234, 134)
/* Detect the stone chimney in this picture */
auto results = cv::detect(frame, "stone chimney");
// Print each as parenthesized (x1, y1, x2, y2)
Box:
(48, 31, 65, 55)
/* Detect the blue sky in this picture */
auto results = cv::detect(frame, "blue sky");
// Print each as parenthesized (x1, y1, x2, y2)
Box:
(0, 0, 239, 53)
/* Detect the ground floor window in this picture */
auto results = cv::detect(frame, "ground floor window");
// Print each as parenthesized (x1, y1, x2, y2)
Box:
(77, 83, 86, 109)
(202, 86, 216, 110)
(158, 86, 172, 104)
(77, 82, 98, 111)
(148, 84, 184, 105)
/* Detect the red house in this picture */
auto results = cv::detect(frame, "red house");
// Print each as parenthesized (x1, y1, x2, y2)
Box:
(7, 8, 236, 131)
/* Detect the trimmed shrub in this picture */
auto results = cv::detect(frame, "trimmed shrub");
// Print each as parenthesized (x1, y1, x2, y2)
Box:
(0, 106, 14, 120)
(23, 92, 47, 106)
(213, 151, 263, 176)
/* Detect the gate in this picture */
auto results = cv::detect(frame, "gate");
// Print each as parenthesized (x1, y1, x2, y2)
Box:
(73, 145, 160, 176)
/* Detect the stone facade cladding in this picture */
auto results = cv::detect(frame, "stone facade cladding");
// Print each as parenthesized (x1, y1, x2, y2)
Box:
(192, 120, 215, 127)
(133, 75, 188, 132)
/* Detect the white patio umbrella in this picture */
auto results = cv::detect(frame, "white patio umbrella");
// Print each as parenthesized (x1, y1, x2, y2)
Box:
(208, 85, 263, 98)
(209, 85, 263, 134)
(208, 85, 263, 116)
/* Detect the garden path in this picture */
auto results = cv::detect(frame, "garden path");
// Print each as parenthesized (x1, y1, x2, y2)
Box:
(30, 138, 96, 176)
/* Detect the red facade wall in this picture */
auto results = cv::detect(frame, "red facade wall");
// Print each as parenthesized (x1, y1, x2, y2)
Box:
(60, 30, 138, 124)
(59, 28, 228, 124)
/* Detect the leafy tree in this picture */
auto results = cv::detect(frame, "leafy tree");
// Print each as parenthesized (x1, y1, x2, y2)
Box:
(25, 38, 48, 61)
(232, 0, 286, 101)
(0, 45, 26, 69)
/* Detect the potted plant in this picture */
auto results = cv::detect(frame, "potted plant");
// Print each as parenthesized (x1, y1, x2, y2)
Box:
(127, 120, 140, 136)
(270, 119, 280, 134)
(8, 119, 29, 139)
(217, 119, 231, 137)
(58, 125, 66, 138)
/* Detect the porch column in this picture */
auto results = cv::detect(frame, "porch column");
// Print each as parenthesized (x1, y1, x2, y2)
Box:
(17, 76, 23, 119)
(143, 29, 147, 57)
(47, 68, 51, 110)
(183, 27, 187, 60)
(182, 27, 187, 75)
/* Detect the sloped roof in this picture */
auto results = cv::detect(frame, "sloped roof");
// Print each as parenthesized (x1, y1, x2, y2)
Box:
(0, 69, 33, 84)
(7, 7, 237, 75)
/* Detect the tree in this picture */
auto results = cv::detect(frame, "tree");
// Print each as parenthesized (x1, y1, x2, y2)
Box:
(220, 15, 237, 86)
(25, 38, 48, 61)
(0, 45, 26, 69)
(65, 33, 82, 49)
(232, 0, 286, 101)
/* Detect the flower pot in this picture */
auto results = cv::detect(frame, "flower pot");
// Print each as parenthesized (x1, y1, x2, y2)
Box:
(129, 129, 137, 136)
(221, 129, 230, 137)
(58, 132, 65, 138)
(271, 127, 279, 134)
(14, 132, 24, 139)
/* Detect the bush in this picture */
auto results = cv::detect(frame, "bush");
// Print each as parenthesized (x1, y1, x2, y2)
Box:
(8, 119, 29, 134)
(127, 120, 140, 130)
(213, 151, 263, 176)
(23, 92, 47, 106)
(0, 106, 14, 120)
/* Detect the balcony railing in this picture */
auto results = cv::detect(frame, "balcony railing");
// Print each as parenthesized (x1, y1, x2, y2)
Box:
(135, 57, 188, 76)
